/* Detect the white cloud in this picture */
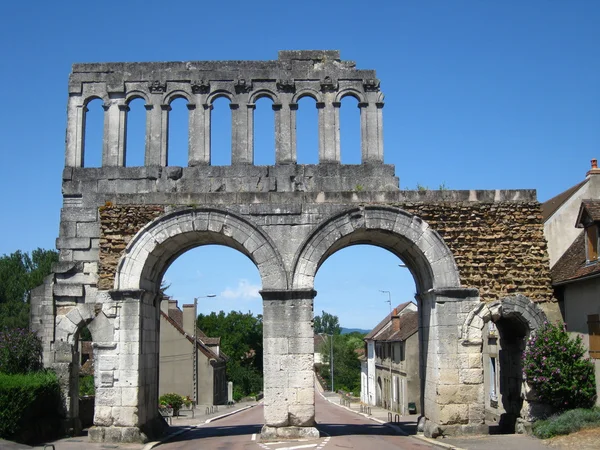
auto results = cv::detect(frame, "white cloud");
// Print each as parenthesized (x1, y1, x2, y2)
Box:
(220, 279, 261, 300)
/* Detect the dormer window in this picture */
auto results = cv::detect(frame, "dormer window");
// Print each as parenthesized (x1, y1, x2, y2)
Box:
(585, 224, 599, 263)
(575, 200, 600, 264)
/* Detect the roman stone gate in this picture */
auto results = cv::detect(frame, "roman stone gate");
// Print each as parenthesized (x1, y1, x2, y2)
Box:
(31, 51, 557, 442)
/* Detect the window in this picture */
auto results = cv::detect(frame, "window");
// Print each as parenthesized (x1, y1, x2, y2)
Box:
(489, 356, 498, 406)
(588, 314, 600, 359)
(586, 225, 599, 262)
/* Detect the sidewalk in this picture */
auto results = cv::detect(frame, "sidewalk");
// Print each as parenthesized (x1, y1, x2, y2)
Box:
(0, 400, 260, 450)
(318, 389, 552, 450)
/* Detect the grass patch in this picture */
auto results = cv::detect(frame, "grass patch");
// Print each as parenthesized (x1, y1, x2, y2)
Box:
(533, 407, 600, 439)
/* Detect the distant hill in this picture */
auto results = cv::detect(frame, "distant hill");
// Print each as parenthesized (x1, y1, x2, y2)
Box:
(341, 327, 370, 335)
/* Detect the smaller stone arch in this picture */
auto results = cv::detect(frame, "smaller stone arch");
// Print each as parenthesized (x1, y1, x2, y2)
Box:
(115, 207, 288, 293)
(460, 294, 548, 345)
(292, 88, 323, 104)
(163, 89, 193, 106)
(335, 88, 366, 104)
(249, 89, 279, 105)
(207, 89, 234, 105)
(55, 304, 97, 345)
(125, 90, 150, 105)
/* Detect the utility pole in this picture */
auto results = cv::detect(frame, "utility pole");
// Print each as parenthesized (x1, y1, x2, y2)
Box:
(193, 294, 216, 405)
(380, 290, 393, 411)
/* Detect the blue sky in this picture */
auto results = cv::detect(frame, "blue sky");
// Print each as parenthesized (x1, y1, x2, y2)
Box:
(0, 1, 598, 329)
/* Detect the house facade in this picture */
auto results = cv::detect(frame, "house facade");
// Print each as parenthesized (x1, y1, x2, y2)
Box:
(361, 302, 419, 415)
(542, 160, 600, 406)
(159, 300, 227, 405)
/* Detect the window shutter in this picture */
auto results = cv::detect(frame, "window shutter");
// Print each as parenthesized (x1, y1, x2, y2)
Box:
(588, 314, 600, 359)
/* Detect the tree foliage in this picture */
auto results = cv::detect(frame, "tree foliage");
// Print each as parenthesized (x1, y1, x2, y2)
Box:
(0, 328, 43, 375)
(314, 310, 341, 335)
(523, 322, 597, 411)
(197, 310, 263, 399)
(318, 332, 364, 394)
(0, 249, 58, 329)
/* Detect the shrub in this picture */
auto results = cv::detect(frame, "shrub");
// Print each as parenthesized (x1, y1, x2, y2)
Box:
(532, 407, 600, 439)
(0, 327, 43, 375)
(0, 371, 63, 444)
(79, 375, 95, 397)
(159, 393, 184, 411)
(523, 322, 597, 411)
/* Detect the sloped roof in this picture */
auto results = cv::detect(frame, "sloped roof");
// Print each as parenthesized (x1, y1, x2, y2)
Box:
(576, 200, 600, 226)
(364, 302, 410, 340)
(365, 303, 418, 342)
(541, 179, 588, 222)
(371, 310, 418, 342)
(551, 231, 600, 285)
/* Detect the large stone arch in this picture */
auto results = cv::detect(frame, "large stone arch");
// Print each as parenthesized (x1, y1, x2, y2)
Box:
(115, 207, 288, 292)
(292, 205, 460, 293)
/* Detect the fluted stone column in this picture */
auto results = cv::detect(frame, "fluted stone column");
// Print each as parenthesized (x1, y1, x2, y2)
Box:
(359, 92, 384, 163)
(145, 96, 169, 166)
(274, 95, 297, 164)
(189, 99, 211, 166)
(65, 97, 85, 167)
(102, 99, 127, 167)
(231, 99, 254, 164)
(317, 94, 340, 163)
(261, 289, 319, 440)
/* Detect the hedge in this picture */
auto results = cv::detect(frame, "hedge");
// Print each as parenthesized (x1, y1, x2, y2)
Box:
(0, 371, 63, 444)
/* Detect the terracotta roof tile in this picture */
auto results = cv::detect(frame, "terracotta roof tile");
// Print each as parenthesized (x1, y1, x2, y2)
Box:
(578, 200, 600, 224)
(551, 231, 600, 285)
(364, 302, 410, 340)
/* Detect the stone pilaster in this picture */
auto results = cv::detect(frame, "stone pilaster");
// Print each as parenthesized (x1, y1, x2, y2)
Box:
(102, 99, 127, 167)
(188, 99, 211, 166)
(65, 97, 85, 167)
(419, 287, 486, 437)
(260, 289, 320, 440)
(88, 289, 166, 443)
(274, 94, 297, 164)
(231, 95, 254, 164)
(360, 90, 384, 163)
(317, 93, 340, 163)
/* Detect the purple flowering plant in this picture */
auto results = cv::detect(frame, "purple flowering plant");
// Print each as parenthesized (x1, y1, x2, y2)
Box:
(522, 322, 596, 411)
(0, 327, 43, 375)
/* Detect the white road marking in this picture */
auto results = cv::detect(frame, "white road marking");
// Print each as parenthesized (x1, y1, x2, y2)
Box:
(252, 433, 257, 441)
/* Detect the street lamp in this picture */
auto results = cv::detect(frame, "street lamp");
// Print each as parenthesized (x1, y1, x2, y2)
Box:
(319, 332, 334, 393)
(193, 295, 216, 404)
(379, 290, 393, 411)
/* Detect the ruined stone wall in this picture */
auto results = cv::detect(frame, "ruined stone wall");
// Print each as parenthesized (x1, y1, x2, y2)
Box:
(97, 199, 553, 303)
(401, 201, 552, 303)
(98, 204, 164, 290)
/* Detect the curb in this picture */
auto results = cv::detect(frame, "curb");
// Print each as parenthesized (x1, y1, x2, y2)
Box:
(142, 403, 258, 449)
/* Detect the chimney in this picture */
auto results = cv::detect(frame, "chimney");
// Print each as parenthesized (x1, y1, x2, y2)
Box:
(587, 158, 600, 177)
(391, 307, 400, 332)
(182, 304, 196, 336)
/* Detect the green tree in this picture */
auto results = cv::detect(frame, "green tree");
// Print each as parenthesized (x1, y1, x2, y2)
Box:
(197, 310, 263, 399)
(0, 249, 58, 329)
(318, 333, 363, 394)
(314, 310, 341, 335)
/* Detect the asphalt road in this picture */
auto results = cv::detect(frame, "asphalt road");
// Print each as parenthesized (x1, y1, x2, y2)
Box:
(158, 394, 437, 450)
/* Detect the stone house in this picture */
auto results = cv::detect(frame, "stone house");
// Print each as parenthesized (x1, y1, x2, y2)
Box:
(360, 302, 419, 415)
(159, 300, 227, 405)
(542, 160, 600, 406)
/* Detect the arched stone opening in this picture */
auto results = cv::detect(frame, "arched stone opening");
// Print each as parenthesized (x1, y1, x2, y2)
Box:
(86, 208, 286, 442)
(461, 294, 548, 434)
(292, 206, 480, 437)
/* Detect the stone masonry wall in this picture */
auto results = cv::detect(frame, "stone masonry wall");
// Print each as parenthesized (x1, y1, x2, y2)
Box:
(98, 204, 164, 290)
(97, 200, 553, 303)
